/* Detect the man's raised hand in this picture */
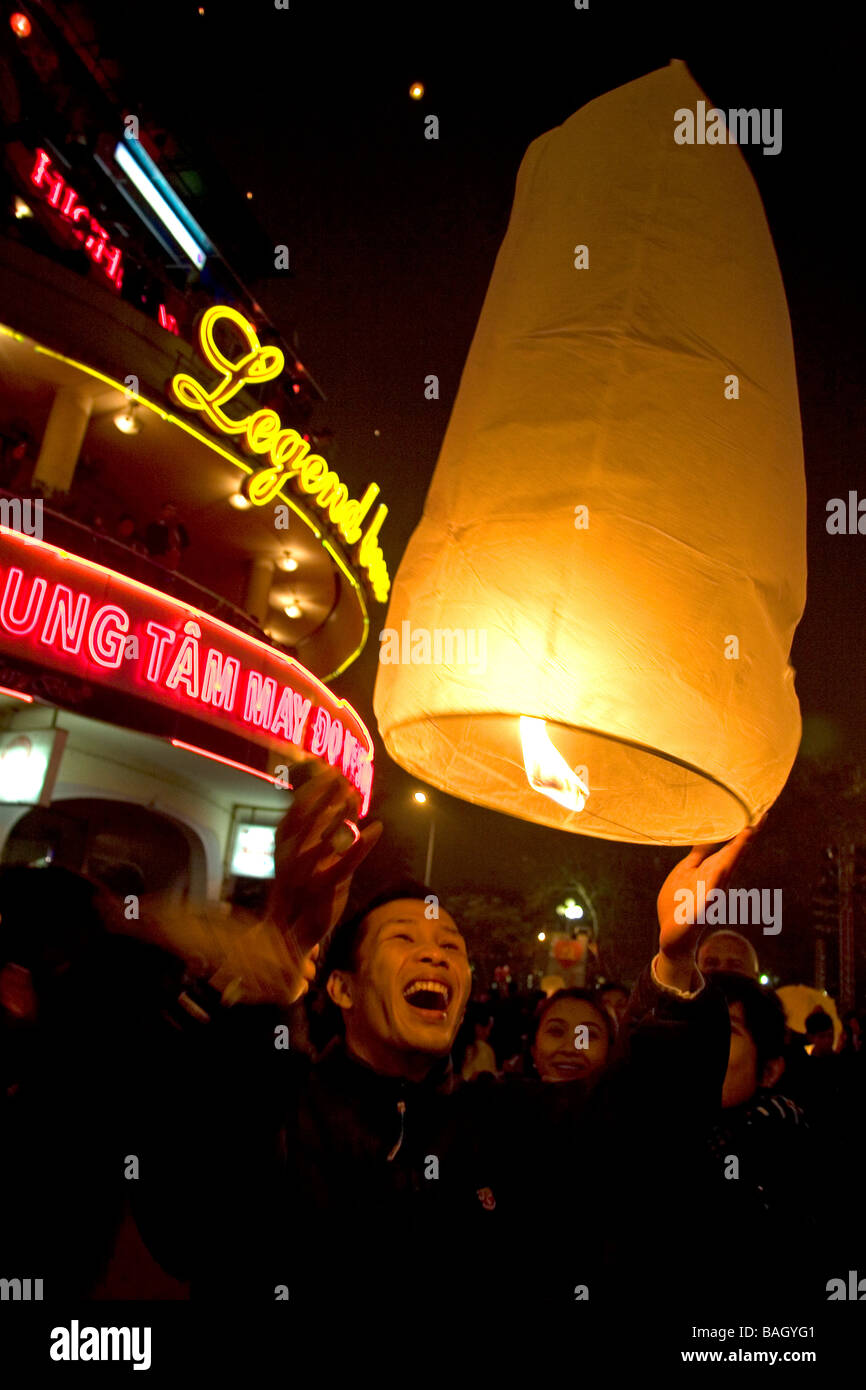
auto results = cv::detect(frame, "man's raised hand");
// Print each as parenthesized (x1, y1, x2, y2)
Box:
(188, 766, 380, 1008)
(267, 764, 382, 959)
(655, 822, 763, 991)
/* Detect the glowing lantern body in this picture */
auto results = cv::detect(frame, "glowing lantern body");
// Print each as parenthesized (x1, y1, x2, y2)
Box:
(374, 62, 806, 844)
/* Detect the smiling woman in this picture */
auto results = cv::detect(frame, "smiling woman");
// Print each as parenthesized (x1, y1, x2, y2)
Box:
(530, 988, 614, 1084)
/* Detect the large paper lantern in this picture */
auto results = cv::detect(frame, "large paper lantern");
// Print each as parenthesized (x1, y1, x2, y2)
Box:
(374, 61, 806, 844)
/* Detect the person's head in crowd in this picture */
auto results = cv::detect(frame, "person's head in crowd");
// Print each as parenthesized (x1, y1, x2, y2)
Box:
(468, 1002, 494, 1044)
(324, 881, 472, 1081)
(711, 971, 786, 1108)
(530, 988, 614, 1084)
(698, 930, 759, 979)
(598, 982, 630, 1027)
(841, 1011, 863, 1053)
(457, 1001, 498, 1082)
(0, 866, 105, 1027)
(805, 1008, 835, 1057)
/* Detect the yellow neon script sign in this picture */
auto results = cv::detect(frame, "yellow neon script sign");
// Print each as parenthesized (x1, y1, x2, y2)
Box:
(169, 306, 390, 602)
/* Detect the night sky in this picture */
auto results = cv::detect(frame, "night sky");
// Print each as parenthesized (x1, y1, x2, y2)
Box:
(94, 2, 864, 979)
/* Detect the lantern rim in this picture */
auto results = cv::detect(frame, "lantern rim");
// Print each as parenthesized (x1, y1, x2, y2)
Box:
(381, 710, 755, 845)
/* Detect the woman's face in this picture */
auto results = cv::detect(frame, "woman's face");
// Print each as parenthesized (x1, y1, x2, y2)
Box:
(531, 998, 610, 1083)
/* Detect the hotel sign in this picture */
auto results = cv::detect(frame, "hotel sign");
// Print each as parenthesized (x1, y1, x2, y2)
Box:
(29, 149, 124, 288)
(0, 528, 374, 812)
(168, 306, 391, 602)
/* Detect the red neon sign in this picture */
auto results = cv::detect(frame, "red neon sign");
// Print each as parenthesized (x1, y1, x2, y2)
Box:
(158, 303, 179, 335)
(0, 528, 374, 813)
(29, 149, 123, 288)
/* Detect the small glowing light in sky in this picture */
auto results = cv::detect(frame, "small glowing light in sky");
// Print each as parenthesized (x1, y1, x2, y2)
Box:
(10, 13, 32, 38)
(537, 931, 546, 943)
(413, 790, 427, 804)
(245, 190, 253, 200)
(409, 82, 424, 100)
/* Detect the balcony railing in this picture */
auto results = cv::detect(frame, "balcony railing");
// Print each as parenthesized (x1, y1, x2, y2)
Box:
(0, 489, 294, 654)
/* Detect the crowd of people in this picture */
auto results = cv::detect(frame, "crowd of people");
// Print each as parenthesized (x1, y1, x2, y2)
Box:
(1, 766, 863, 1318)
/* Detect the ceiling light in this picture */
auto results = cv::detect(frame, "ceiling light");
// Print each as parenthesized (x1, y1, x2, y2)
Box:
(14, 197, 32, 219)
(278, 552, 298, 572)
(113, 405, 140, 435)
(284, 601, 302, 619)
(229, 491, 251, 510)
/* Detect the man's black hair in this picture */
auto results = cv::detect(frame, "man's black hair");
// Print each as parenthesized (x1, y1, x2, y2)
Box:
(711, 971, 787, 1073)
(598, 981, 629, 997)
(324, 879, 438, 976)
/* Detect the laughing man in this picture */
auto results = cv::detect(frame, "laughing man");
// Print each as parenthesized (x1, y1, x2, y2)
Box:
(134, 769, 755, 1310)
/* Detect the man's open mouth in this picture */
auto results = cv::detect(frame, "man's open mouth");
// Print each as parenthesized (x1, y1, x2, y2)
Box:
(402, 979, 451, 1015)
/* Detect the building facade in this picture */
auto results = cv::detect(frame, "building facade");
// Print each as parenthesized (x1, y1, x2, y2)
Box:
(0, 4, 385, 904)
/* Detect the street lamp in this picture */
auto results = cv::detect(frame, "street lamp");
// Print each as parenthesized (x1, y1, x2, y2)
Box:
(554, 887, 599, 988)
(556, 887, 599, 939)
(411, 790, 436, 885)
(557, 898, 584, 922)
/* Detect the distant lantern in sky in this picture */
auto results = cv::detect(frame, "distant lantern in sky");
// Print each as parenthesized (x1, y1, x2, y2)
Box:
(409, 82, 424, 100)
(373, 61, 807, 846)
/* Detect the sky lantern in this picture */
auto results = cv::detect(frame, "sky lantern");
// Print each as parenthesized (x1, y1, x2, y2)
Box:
(374, 61, 807, 845)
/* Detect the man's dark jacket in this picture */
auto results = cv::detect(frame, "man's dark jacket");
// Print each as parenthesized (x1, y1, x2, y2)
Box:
(132, 960, 730, 1311)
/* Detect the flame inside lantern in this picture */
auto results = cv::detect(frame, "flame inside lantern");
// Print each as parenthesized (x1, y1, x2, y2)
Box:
(519, 717, 589, 813)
